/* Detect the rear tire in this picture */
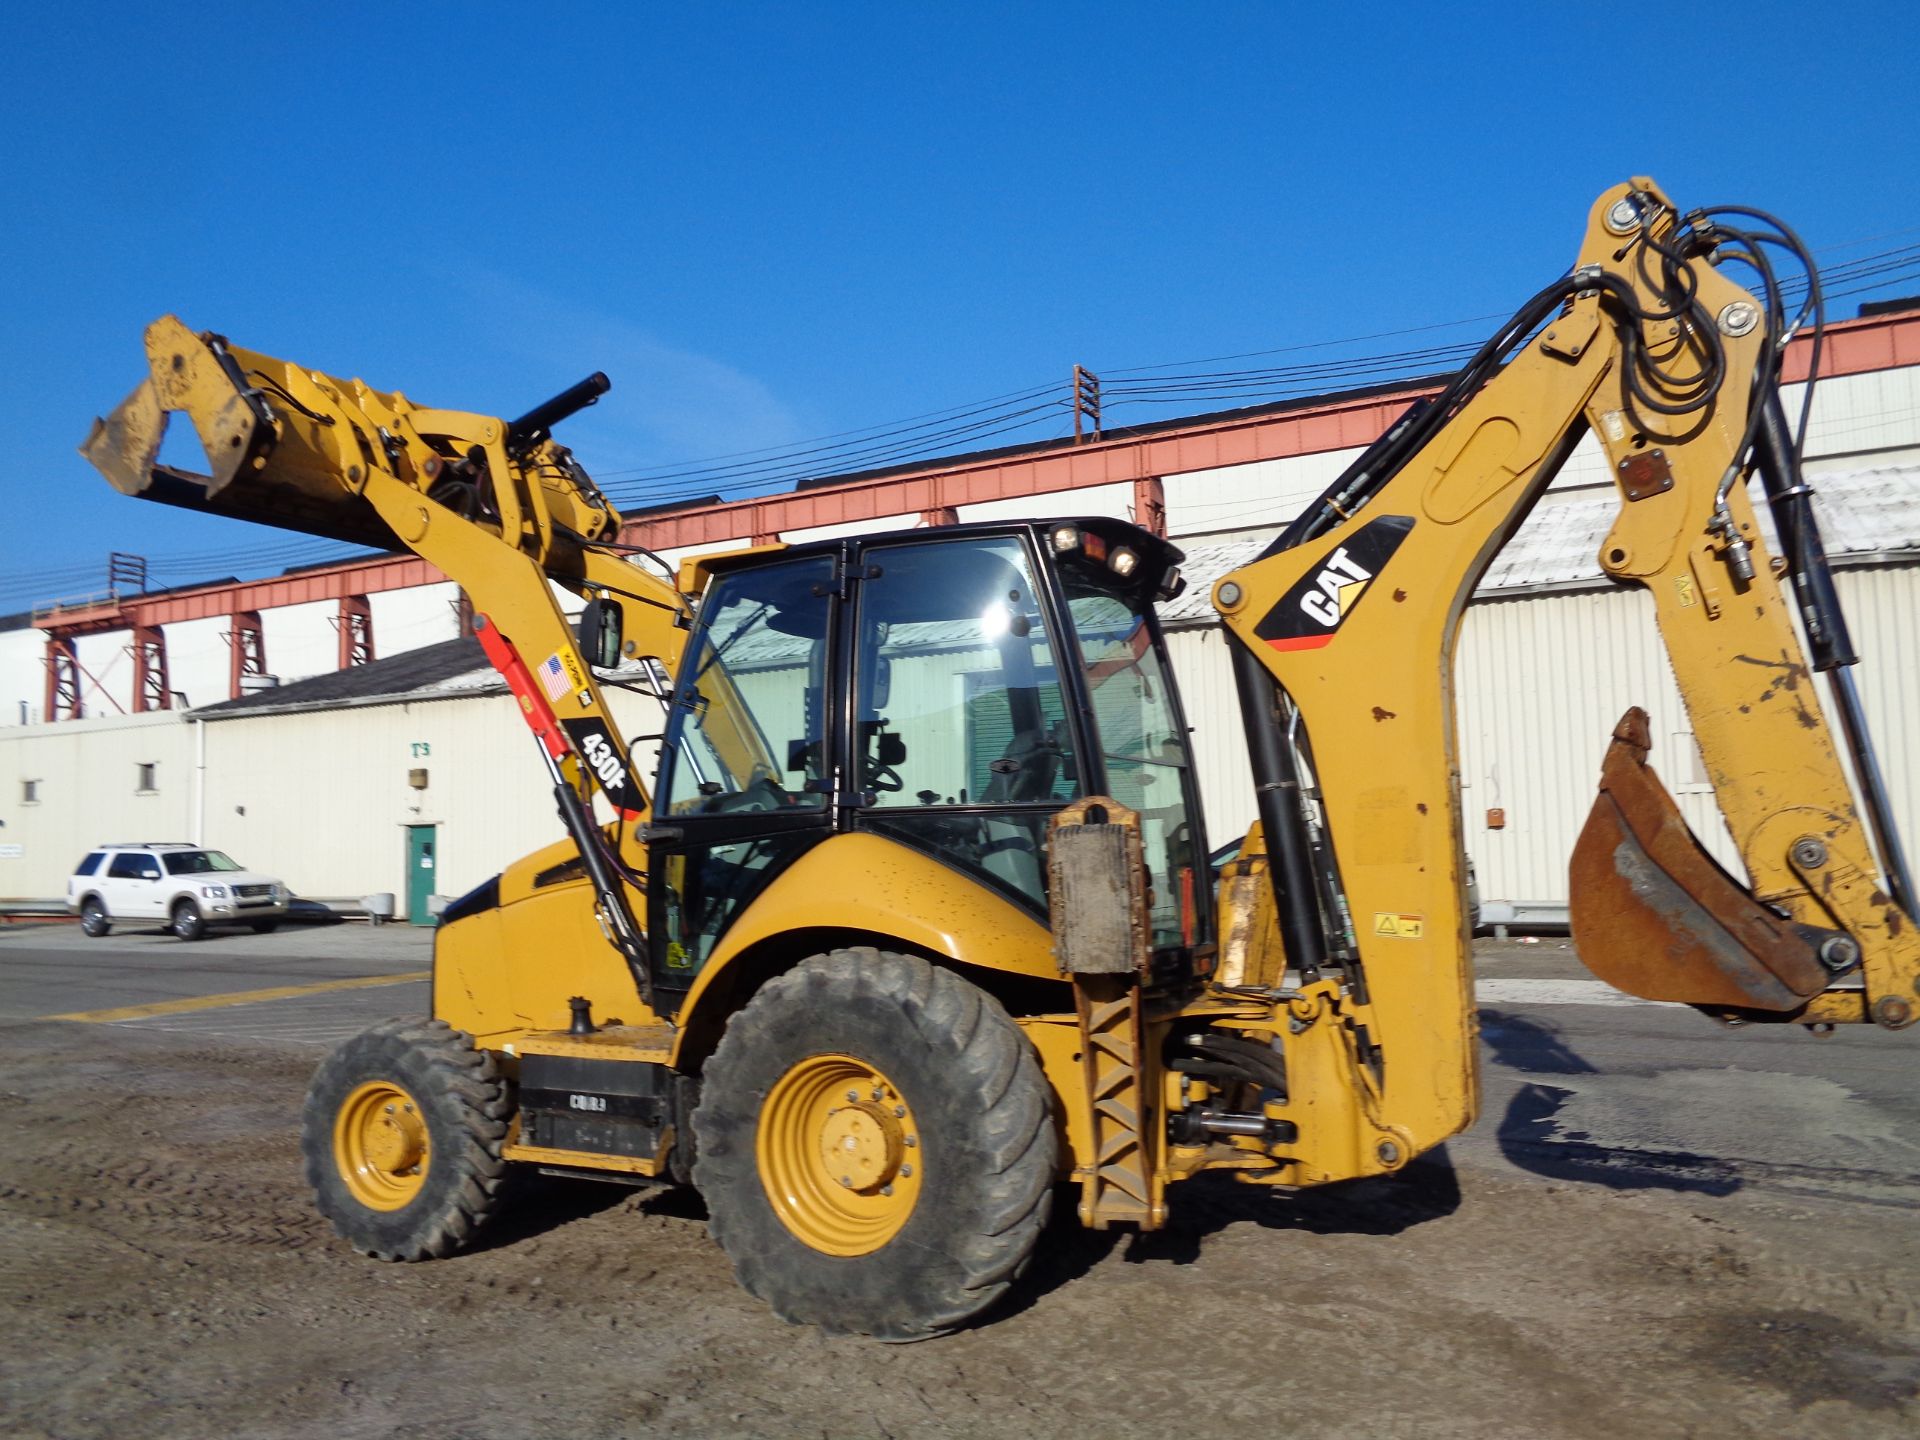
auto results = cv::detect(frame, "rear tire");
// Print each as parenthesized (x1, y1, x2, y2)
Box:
(79, 897, 110, 938)
(693, 948, 1056, 1340)
(302, 1018, 511, 1261)
(170, 899, 206, 942)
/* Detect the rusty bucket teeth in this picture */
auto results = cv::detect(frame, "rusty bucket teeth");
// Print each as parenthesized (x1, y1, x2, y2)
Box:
(1570, 707, 1831, 1012)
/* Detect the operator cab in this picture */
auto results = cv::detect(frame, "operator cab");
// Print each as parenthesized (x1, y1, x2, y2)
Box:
(648, 518, 1208, 1003)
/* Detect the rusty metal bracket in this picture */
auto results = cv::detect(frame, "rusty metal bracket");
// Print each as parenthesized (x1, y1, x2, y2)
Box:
(1047, 798, 1164, 1229)
(1046, 797, 1151, 976)
(1618, 448, 1675, 502)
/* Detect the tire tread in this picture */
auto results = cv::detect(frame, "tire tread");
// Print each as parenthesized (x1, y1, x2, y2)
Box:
(301, 1018, 511, 1262)
(694, 948, 1054, 1340)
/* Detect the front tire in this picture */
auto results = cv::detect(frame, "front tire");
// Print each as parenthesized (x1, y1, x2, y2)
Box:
(693, 948, 1056, 1340)
(302, 1018, 511, 1261)
(170, 899, 206, 941)
(79, 897, 110, 938)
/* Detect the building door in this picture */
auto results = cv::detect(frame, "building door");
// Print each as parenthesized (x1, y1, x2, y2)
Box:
(405, 825, 437, 925)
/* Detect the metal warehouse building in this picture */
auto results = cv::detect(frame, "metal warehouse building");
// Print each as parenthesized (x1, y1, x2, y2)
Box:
(4, 307, 1917, 919)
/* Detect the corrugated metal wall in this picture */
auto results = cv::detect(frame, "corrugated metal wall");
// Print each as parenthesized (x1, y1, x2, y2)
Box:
(1170, 564, 1920, 908)
(195, 681, 670, 903)
(198, 695, 567, 900)
(0, 712, 193, 895)
(6, 579, 1913, 913)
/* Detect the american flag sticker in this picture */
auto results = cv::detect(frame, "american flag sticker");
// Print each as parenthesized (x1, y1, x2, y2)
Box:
(539, 653, 570, 702)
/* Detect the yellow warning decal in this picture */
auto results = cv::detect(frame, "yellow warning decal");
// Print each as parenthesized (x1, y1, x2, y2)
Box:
(1373, 912, 1425, 940)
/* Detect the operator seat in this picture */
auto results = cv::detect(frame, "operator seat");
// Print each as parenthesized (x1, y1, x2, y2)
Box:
(976, 726, 1062, 902)
(980, 728, 1061, 805)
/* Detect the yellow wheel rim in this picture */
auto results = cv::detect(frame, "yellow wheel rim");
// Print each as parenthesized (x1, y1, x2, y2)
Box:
(333, 1079, 430, 1211)
(757, 1053, 922, 1257)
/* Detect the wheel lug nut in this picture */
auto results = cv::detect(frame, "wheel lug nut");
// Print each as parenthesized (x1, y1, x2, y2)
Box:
(904, 1135, 916, 1147)
(900, 1163, 914, 1178)
(840, 1176, 852, 1188)
(872, 1087, 883, 1101)
(881, 1184, 894, 1197)
(894, 1106, 906, 1118)
(384, 1104, 395, 1114)
(846, 1090, 859, 1102)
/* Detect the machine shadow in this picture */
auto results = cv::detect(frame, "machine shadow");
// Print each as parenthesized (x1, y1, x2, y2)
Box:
(1130, 1147, 1465, 1264)
(1477, 1007, 1599, 1076)
(994, 1149, 1464, 1324)
(1495, 1081, 1741, 1196)
(466, 1173, 653, 1253)
(1479, 1007, 1741, 1196)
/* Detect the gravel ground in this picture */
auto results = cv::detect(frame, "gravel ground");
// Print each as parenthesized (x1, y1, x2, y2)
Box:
(1, 1012, 1916, 1439)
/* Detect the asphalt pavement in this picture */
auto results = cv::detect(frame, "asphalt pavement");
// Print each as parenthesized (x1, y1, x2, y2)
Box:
(0, 919, 433, 1039)
(2, 924, 1917, 1207)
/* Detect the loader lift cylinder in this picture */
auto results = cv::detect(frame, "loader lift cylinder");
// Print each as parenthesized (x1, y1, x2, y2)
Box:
(506, 371, 611, 454)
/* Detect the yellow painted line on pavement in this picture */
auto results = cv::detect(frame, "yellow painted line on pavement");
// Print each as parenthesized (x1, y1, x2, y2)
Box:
(46, 970, 431, 1024)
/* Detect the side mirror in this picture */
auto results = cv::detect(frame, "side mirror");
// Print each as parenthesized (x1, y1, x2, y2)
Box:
(870, 655, 892, 710)
(577, 598, 624, 669)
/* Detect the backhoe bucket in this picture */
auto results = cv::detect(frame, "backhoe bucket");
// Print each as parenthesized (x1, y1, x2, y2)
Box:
(1569, 708, 1832, 1012)
(78, 316, 404, 551)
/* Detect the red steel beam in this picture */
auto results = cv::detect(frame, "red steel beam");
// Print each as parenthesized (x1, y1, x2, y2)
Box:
(624, 308, 1919, 552)
(41, 554, 441, 639)
(36, 309, 1918, 641)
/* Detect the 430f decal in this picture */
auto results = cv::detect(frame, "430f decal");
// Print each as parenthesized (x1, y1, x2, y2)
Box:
(1254, 515, 1415, 652)
(559, 716, 646, 815)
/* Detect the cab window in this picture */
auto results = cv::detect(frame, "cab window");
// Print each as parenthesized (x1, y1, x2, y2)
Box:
(1065, 576, 1201, 949)
(658, 555, 835, 817)
(852, 536, 1080, 916)
(854, 537, 1078, 809)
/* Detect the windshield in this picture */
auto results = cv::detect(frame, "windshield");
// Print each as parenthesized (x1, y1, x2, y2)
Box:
(162, 850, 244, 875)
(660, 555, 833, 815)
(1065, 574, 1204, 949)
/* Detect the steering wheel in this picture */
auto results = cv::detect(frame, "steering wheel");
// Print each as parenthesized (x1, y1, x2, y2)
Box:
(702, 774, 791, 815)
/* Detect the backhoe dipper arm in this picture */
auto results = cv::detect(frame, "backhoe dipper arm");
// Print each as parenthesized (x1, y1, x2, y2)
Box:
(82, 318, 690, 1000)
(1213, 180, 1918, 1166)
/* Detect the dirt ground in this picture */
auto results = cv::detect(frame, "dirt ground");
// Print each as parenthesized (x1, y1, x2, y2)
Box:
(1, 1018, 1916, 1440)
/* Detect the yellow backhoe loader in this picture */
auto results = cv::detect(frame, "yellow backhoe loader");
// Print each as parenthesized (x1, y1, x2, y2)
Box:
(84, 179, 1917, 1339)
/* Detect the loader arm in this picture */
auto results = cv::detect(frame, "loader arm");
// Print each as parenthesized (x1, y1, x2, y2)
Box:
(81, 318, 693, 1000)
(1213, 180, 1917, 1162)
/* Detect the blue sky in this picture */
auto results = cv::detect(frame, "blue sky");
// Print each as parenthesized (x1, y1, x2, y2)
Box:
(4, 2, 1916, 607)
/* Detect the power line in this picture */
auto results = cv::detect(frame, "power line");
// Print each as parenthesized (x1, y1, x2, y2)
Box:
(23, 231, 1920, 601)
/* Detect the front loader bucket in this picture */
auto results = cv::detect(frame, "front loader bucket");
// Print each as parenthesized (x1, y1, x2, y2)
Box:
(79, 316, 406, 551)
(1570, 708, 1832, 1012)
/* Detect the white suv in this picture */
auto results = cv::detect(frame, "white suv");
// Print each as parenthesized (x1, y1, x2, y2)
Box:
(69, 843, 292, 941)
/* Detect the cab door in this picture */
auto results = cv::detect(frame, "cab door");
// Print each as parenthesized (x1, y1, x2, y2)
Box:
(648, 551, 840, 1013)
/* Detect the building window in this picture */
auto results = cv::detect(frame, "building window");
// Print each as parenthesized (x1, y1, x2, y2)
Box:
(21, 779, 38, 805)
(136, 763, 157, 794)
